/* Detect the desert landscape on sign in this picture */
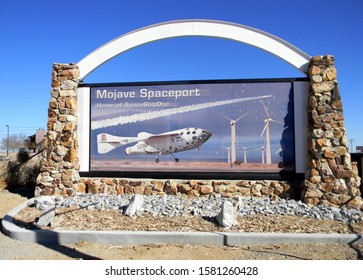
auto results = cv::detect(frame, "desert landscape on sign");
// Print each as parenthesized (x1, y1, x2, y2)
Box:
(91, 159, 287, 173)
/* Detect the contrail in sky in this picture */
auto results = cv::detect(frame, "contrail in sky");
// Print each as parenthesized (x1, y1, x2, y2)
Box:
(92, 95, 272, 130)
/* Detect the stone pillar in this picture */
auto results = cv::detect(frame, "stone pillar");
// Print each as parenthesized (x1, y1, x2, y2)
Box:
(303, 55, 362, 209)
(36, 63, 80, 197)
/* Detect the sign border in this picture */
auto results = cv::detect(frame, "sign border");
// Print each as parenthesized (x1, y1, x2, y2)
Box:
(78, 77, 309, 181)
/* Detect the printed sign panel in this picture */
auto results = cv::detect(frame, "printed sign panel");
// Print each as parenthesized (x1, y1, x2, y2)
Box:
(90, 80, 295, 174)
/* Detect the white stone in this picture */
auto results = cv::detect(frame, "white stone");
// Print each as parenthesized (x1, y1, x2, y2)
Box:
(216, 200, 239, 228)
(123, 195, 144, 217)
(53, 121, 63, 132)
(55, 145, 68, 156)
(60, 80, 77, 90)
(312, 75, 322, 83)
(34, 196, 55, 211)
(40, 175, 54, 182)
(36, 207, 55, 227)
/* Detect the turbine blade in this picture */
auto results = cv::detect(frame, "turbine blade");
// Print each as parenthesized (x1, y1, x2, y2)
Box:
(260, 122, 268, 136)
(242, 145, 253, 149)
(235, 112, 248, 122)
(270, 119, 284, 125)
(261, 101, 270, 118)
(222, 144, 230, 150)
(219, 112, 233, 122)
(252, 145, 264, 151)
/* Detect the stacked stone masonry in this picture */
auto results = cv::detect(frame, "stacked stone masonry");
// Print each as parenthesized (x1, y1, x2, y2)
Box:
(302, 55, 362, 209)
(36, 63, 81, 197)
(36, 58, 363, 210)
(79, 178, 296, 200)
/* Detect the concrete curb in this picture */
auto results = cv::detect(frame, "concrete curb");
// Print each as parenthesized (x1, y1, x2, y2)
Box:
(2, 199, 362, 246)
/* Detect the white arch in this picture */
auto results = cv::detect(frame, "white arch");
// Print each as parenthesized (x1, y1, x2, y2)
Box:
(77, 19, 311, 80)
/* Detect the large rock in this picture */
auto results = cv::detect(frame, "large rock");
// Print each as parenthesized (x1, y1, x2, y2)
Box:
(36, 207, 55, 227)
(123, 195, 144, 217)
(216, 200, 239, 228)
(34, 196, 55, 211)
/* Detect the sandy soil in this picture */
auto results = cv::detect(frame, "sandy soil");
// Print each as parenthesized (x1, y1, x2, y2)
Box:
(1, 187, 363, 260)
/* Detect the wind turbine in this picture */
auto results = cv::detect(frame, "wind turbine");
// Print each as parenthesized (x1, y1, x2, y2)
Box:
(260, 101, 283, 164)
(240, 145, 253, 163)
(222, 144, 231, 164)
(253, 144, 265, 164)
(220, 112, 247, 167)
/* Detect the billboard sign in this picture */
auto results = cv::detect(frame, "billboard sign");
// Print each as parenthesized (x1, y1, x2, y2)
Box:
(86, 79, 300, 178)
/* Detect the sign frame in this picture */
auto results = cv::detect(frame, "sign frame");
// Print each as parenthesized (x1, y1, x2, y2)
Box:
(77, 77, 309, 180)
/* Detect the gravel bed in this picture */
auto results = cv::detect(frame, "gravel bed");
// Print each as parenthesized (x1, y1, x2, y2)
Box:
(30, 193, 363, 224)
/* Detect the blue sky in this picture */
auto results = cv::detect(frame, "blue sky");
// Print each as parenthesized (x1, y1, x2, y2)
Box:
(1, 0, 362, 150)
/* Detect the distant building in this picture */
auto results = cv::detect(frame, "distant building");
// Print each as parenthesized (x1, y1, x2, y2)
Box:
(25, 129, 46, 153)
(357, 146, 363, 153)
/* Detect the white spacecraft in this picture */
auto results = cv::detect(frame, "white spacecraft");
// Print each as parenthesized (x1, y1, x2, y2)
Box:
(97, 127, 212, 163)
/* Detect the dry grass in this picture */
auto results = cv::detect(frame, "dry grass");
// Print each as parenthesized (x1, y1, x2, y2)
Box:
(0, 160, 8, 189)
(0, 152, 40, 191)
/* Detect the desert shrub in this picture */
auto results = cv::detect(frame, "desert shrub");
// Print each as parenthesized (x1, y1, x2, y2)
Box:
(5, 151, 41, 191)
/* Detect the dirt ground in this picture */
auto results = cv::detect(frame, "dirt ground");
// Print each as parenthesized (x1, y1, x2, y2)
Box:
(1, 187, 363, 260)
(14, 204, 363, 235)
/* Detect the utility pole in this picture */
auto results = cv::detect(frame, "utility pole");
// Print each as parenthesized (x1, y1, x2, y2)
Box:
(6, 125, 9, 159)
